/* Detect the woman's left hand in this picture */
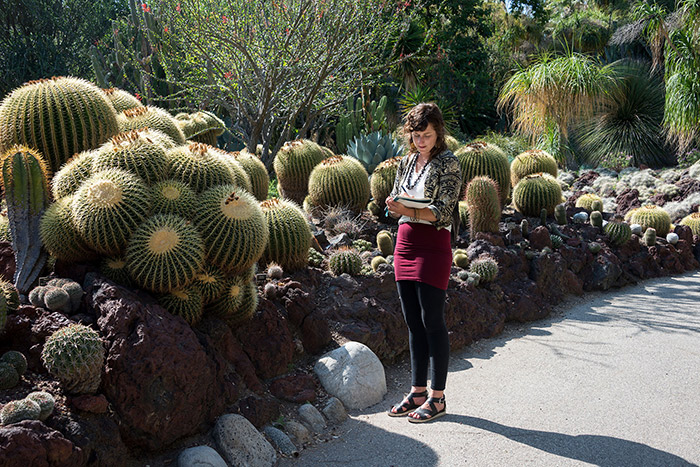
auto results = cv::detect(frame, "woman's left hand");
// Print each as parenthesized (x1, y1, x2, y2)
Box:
(385, 197, 411, 218)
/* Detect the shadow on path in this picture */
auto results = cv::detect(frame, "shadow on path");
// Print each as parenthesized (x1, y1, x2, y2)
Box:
(449, 414, 696, 467)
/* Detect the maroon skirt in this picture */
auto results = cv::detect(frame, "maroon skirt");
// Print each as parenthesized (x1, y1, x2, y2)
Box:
(394, 222, 452, 290)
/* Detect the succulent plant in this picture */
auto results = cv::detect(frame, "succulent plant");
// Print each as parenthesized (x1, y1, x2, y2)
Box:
(150, 179, 197, 218)
(591, 200, 604, 213)
(348, 131, 404, 174)
(0, 361, 19, 390)
(167, 142, 237, 193)
(93, 128, 170, 184)
(28, 285, 48, 307)
(25, 391, 55, 421)
(453, 253, 469, 269)
(353, 239, 373, 252)
(126, 214, 205, 293)
(195, 186, 268, 275)
(176, 110, 226, 146)
(102, 87, 144, 113)
(588, 242, 602, 254)
(43, 286, 70, 312)
(192, 264, 227, 305)
(41, 324, 105, 394)
(308, 248, 324, 267)
(0, 77, 119, 173)
(1, 145, 50, 293)
(465, 176, 501, 238)
(511, 149, 558, 186)
(370, 156, 403, 210)
(266, 262, 284, 280)
(643, 227, 657, 246)
(305, 155, 370, 215)
(458, 201, 470, 231)
(233, 280, 259, 325)
(520, 219, 529, 236)
(117, 106, 186, 145)
(329, 248, 362, 276)
(40, 196, 97, 262)
(234, 150, 270, 201)
(455, 141, 510, 206)
(206, 273, 249, 324)
(376, 231, 394, 256)
(209, 149, 253, 193)
(0, 213, 9, 243)
(590, 211, 603, 228)
(273, 139, 327, 204)
(51, 150, 95, 199)
(1, 350, 27, 376)
(680, 212, 700, 236)
(71, 168, 152, 256)
(60, 281, 84, 312)
(469, 254, 498, 283)
(603, 216, 632, 246)
(99, 256, 132, 286)
(371, 256, 387, 271)
(550, 234, 563, 249)
(554, 204, 567, 225)
(157, 284, 204, 326)
(259, 198, 311, 271)
(0, 398, 41, 425)
(575, 193, 604, 211)
(512, 173, 563, 217)
(0, 279, 19, 314)
(627, 205, 671, 237)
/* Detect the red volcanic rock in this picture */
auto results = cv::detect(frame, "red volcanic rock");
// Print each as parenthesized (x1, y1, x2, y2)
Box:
(0, 241, 15, 283)
(269, 373, 317, 403)
(70, 394, 109, 414)
(571, 171, 600, 191)
(236, 395, 281, 429)
(529, 226, 553, 250)
(86, 276, 225, 451)
(615, 188, 642, 216)
(0, 420, 86, 467)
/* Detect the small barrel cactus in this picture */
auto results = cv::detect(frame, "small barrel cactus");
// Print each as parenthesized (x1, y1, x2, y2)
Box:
(25, 391, 55, 421)
(371, 255, 387, 271)
(306, 155, 370, 215)
(588, 242, 602, 254)
(41, 324, 105, 394)
(627, 205, 671, 237)
(453, 252, 469, 269)
(0, 279, 19, 314)
(273, 139, 327, 205)
(465, 176, 501, 238)
(0, 361, 19, 389)
(666, 232, 679, 245)
(353, 239, 373, 253)
(329, 248, 362, 276)
(0, 398, 41, 425)
(603, 216, 632, 246)
(376, 230, 394, 256)
(469, 254, 498, 283)
(590, 211, 603, 228)
(99, 256, 132, 286)
(370, 156, 403, 210)
(117, 106, 186, 145)
(260, 198, 312, 271)
(575, 193, 603, 211)
(550, 234, 563, 249)
(510, 149, 558, 186)
(520, 219, 529, 236)
(206, 274, 250, 326)
(308, 248, 324, 267)
(43, 286, 70, 312)
(643, 227, 657, 246)
(456, 141, 511, 205)
(512, 173, 562, 217)
(157, 284, 204, 326)
(591, 200, 604, 213)
(679, 212, 700, 236)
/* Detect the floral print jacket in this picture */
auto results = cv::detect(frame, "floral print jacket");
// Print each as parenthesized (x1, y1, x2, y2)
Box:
(389, 149, 462, 230)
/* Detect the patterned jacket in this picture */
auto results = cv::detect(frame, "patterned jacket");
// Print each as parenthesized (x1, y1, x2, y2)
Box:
(389, 149, 462, 230)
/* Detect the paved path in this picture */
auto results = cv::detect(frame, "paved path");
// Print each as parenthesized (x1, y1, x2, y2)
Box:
(281, 272, 700, 466)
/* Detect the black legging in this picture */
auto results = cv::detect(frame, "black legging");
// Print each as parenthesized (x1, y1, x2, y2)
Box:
(396, 280, 449, 391)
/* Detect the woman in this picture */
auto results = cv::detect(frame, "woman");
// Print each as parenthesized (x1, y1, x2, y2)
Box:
(385, 103, 461, 423)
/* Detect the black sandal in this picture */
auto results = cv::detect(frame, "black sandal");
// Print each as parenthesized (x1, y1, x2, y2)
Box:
(408, 396, 446, 423)
(387, 390, 428, 417)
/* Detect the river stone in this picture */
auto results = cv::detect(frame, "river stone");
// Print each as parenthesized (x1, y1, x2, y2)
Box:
(314, 341, 387, 410)
(214, 414, 276, 467)
(284, 421, 312, 445)
(178, 446, 227, 467)
(322, 397, 348, 424)
(297, 403, 326, 433)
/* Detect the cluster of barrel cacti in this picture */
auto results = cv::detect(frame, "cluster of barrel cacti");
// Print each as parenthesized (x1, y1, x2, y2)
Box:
(0, 391, 55, 425)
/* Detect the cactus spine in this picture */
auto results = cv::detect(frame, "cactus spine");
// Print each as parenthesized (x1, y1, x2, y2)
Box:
(512, 173, 563, 217)
(1, 146, 50, 294)
(305, 155, 370, 215)
(273, 139, 327, 205)
(41, 324, 105, 394)
(0, 77, 119, 173)
(157, 284, 204, 325)
(469, 254, 498, 282)
(193, 264, 227, 304)
(260, 198, 312, 271)
(465, 176, 501, 238)
(455, 141, 510, 206)
(511, 149, 558, 186)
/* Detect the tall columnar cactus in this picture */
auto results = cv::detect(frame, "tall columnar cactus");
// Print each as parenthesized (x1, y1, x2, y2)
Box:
(465, 176, 501, 238)
(150, 179, 197, 218)
(603, 216, 632, 246)
(125, 214, 205, 293)
(554, 204, 567, 225)
(1, 146, 50, 294)
(102, 88, 144, 113)
(193, 264, 227, 305)
(41, 324, 105, 395)
(643, 227, 657, 246)
(348, 131, 405, 174)
(93, 129, 170, 184)
(117, 106, 186, 145)
(51, 150, 95, 200)
(71, 168, 152, 256)
(680, 212, 700, 236)
(260, 198, 312, 271)
(370, 156, 403, 209)
(194, 186, 269, 275)
(575, 193, 604, 211)
(510, 149, 558, 186)
(305, 155, 370, 215)
(157, 284, 204, 326)
(233, 150, 270, 201)
(40, 196, 96, 262)
(273, 139, 327, 205)
(455, 141, 510, 206)
(167, 143, 236, 193)
(336, 96, 364, 154)
(512, 173, 563, 217)
(590, 211, 603, 228)
(0, 77, 120, 173)
(627, 205, 671, 237)
(329, 248, 362, 276)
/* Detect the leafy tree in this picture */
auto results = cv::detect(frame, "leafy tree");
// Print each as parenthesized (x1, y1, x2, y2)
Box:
(0, 0, 127, 97)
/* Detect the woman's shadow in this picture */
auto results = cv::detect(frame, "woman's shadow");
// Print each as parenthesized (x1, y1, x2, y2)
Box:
(449, 414, 696, 467)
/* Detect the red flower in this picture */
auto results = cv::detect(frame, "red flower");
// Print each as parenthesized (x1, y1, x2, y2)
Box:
(141, 3, 151, 13)
(134, 92, 142, 101)
(163, 27, 168, 33)
(224, 72, 232, 79)
(222, 15, 228, 23)
(176, 3, 181, 12)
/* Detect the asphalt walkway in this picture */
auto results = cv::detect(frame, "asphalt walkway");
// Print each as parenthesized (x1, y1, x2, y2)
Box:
(281, 271, 700, 466)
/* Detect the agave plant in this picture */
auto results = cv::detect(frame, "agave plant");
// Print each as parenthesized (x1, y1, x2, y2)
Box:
(347, 131, 404, 174)
(574, 60, 674, 168)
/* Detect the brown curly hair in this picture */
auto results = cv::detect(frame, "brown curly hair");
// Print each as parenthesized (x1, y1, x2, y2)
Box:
(403, 103, 447, 160)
